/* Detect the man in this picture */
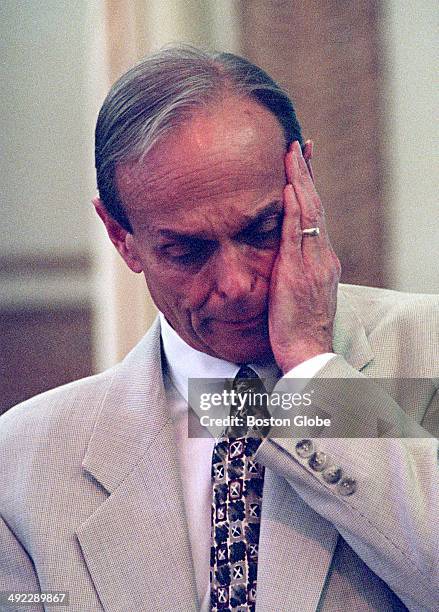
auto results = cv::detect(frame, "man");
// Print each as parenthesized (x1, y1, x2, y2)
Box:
(0, 46, 437, 612)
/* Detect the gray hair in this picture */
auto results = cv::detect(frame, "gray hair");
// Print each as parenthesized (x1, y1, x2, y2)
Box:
(95, 45, 303, 232)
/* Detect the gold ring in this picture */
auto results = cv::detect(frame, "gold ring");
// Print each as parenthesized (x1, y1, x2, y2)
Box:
(302, 227, 320, 237)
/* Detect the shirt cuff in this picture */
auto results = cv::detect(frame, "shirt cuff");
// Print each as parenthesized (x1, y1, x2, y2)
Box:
(282, 353, 336, 379)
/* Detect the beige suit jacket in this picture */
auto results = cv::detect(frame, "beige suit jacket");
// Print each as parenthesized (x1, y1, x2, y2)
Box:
(0, 284, 438, 611)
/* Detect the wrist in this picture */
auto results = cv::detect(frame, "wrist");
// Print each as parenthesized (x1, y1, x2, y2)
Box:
(275, 338, 333, 374)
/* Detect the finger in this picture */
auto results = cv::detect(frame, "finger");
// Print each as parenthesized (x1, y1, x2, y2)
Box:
(279, 183, 304, 267)
(292, 140, 322, 226)
(292, 142, 332, 248)
(286, 141, 322, 233)
(284, 141, 295, 185)
(296, 192, 330, 266)
(287, 141, 334, 271)
(290, 143, 338, 270)
(285, 140, 315, 188)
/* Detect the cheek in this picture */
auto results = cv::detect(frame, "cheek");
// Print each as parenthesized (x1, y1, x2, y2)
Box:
(233, 245, 278, 282)
(250, 247, 279, 276)
(143, 258, 210, 311)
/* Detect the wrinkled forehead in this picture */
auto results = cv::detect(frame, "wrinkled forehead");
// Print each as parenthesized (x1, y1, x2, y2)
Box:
(115, 97, 286, 225)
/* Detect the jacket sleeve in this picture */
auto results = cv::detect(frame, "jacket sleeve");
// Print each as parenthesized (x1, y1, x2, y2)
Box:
(0, 514, 44, 612)
(256, 355, 439, 611)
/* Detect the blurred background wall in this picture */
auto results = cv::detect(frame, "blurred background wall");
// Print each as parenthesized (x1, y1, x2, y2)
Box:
(1, 0, 437, 414)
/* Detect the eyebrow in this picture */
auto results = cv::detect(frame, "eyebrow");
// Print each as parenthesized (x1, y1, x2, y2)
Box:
(157, 200, 283, 241)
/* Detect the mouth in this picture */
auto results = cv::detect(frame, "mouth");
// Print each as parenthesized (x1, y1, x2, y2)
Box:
(212, 312, 266, 330)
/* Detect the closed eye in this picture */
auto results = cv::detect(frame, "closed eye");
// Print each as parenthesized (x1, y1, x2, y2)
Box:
(159, 239, 216, 266)
(238, 213, 283, 247)
(256, 215, 282, 234)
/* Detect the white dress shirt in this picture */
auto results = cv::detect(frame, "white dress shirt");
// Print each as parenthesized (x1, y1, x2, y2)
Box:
(159, 312, 335, 604)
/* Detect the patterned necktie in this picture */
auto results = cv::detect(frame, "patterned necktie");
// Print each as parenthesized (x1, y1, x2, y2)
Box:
(210, 366, 269, 611)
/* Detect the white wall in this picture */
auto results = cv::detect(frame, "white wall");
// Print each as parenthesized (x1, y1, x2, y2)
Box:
(0, 0, 98, 308)
(381, 1, 438, 293)
(1, 0, 95, 259)
(145, 0, 239, 52)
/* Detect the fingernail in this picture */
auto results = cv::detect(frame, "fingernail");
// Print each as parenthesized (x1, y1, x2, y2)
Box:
(295, 140, 302, 156)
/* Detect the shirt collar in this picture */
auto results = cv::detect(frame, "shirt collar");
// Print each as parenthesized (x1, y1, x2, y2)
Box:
(159, 312, 280, 402)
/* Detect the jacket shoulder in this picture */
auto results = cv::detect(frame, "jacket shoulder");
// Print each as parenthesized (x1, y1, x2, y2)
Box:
(0, 366, 118, 453)
(340, 283, 439, 332)
(340, 284, 439, 376)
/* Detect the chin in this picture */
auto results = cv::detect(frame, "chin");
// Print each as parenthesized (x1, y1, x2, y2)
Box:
(212, 337, 273, 365)
(197, 317, 272, 364)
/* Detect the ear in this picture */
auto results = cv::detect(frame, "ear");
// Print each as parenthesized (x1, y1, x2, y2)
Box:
(92, 196, 143, 273)
(302, 139, 315, 183)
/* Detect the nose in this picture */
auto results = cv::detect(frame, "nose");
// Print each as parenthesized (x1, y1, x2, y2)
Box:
(213, 243, 255, 301)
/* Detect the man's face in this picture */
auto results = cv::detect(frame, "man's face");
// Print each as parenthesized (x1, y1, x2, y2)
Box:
(116, 96, 287, 363)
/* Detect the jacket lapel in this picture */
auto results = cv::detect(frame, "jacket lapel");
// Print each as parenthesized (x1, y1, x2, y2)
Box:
(76, 320, 198, 611)
(255, 285, 374, 611)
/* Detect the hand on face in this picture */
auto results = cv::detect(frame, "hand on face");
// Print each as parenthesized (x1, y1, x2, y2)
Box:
(268, 140, 341, 373)
(96, 98, 340, 367)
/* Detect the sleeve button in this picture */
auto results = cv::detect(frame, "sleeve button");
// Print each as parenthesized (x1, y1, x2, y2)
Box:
(337, 476, 357, 496)
(295, 439, 315, 458)
(322, 465, 342, 484)
(308, 451, 328, 472)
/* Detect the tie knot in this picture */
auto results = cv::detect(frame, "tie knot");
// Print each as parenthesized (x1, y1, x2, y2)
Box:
(233, 366, 264, 394)
(226, 366, 271, 438)
(236, 365, 258, 379)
